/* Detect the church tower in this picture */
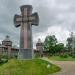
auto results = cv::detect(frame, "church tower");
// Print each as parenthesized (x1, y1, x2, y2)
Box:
(36, 39, 43, 57)
(2, 35, 12, 58)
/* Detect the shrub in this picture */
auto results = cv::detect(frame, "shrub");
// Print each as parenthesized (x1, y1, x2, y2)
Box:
(34, 53, 40, 58)
(11, 55, 18, 59)
(71, 54, 75, 58)
(2, 59, 8, 63)
(0, 59, 8, 64)
(2, 55, 8, 59)
(60, 54, 68, 58)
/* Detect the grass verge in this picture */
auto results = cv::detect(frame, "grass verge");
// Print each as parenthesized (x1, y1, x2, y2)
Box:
(0, 59, 60, 75)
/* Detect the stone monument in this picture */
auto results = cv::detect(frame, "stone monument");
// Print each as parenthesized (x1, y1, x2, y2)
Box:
(14, 5, 39, 59)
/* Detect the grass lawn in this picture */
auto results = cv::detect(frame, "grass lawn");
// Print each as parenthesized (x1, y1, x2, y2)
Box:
(0, 59, 60, 75)
(49, 56, 75, 61)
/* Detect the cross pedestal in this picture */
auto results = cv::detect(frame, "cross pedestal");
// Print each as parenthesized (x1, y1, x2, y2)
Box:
(18, 49, 33, 59)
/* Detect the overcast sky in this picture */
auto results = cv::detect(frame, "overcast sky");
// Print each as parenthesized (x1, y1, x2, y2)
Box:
(0, 0, 75, 48)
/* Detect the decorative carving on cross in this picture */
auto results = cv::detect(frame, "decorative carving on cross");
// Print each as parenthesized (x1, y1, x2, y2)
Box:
(14, 5, 39, 27)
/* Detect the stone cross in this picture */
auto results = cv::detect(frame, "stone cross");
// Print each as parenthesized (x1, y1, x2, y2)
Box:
(14, 5, 39, 59)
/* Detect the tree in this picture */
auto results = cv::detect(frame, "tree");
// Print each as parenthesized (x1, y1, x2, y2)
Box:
(66, 37, 72, 51)
(55, 43, 64, 53)
(66, 35, 75, 57)
(44, 35, 57, 53)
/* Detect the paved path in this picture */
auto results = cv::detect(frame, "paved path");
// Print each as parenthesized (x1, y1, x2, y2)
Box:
(42, 57, 75, 75)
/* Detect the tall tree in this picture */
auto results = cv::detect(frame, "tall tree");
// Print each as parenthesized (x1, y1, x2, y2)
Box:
(66, 37, 72, 51)
(55, 43, 64, 53)
(44, 35, 57, 52)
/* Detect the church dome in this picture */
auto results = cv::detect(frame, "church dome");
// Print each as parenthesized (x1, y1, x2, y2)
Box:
(3, 35, 11, 42)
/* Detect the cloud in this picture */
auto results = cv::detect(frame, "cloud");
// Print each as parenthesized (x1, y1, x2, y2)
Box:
(32, 0, 75, 33)
(33, 25, 70, 48)
(0, 0, 75, 48)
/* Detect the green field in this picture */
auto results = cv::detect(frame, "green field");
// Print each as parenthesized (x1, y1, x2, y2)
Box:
(0, 59, 60, 75)
(49, 56, 75, 61)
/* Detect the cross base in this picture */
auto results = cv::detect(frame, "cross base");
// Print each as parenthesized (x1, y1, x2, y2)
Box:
(18, 49, 34, 59)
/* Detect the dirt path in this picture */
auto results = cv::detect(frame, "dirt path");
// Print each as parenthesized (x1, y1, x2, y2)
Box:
(42, 57, 75, 75)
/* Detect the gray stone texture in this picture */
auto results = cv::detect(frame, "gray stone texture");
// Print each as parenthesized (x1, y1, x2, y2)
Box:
(14, 5, 39, 59)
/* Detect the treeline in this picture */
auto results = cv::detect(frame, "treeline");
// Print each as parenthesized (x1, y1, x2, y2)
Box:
(43, 34, 75, 57)
(44, 35, 64, 55)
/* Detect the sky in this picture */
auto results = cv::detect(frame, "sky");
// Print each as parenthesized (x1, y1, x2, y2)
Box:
(0, 0, 75, 48)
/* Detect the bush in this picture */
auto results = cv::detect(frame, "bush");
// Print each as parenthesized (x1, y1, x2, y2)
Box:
(11, 55, 18, 59)
(2, 55, 8, 59)
(60, 54, 68, 58)
(1, 59, 8, 63)
(71, 54, 75, 58)
(0, 58, 2, 64)
(34, 53, 40, 58)
(0, 58, 8, 64)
